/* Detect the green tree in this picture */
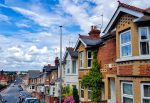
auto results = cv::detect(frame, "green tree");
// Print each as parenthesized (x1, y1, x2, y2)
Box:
(73, 86, 79, 103)
(81, 50, 102, 102)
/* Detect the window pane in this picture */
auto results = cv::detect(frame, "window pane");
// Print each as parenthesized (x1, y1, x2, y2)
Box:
(140, 42, 149, 55)
(88, 90, 91, 100)
(81, 90, 84, 98)
(88, 51, 92, 58)
(72, 61, 76, 73)
(88, 59, 92, 67)
(121, 45, 131, 56)
(123, 97, 133, 103)
(123, 83, 133, 95)
(121, 31, 131, 44)
(140, 28, 148, 39)
(144, 85, 150, 97)
(143, 99, 150, 103)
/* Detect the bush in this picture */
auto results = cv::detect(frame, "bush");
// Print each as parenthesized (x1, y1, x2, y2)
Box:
(63, 96, 75, 103)
(73, 86, 79, 103)
(0, 84, 7, 90)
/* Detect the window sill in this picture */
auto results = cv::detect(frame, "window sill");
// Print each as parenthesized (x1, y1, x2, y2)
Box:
(116, 55, 150, 62)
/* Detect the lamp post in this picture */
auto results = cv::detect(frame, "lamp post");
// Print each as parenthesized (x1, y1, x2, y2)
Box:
(59, 25, 63, 103)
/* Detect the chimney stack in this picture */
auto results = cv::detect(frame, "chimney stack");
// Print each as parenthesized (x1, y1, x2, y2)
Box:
(88, 25, 101, 38)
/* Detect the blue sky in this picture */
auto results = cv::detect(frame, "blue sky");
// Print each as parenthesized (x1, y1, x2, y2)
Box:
(0, 0, 150, 71)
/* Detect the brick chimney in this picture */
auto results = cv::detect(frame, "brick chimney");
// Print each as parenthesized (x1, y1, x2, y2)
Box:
(55, 57, 59, 66)
(88, 26, 101, 38)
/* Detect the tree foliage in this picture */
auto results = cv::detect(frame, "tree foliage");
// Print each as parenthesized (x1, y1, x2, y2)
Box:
(81, 50, 102, 102)
(72, 86, 79, 103)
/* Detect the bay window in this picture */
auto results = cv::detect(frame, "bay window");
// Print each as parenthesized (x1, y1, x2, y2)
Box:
(80, 51, 84, 68)
(141, 83, 150, 103)
(139, 27, 150, 55)
(72, 60, 76, 74)
(121, 82, 133, 103)
(87, 51, 92, 68)
(120, 30, 132, 57)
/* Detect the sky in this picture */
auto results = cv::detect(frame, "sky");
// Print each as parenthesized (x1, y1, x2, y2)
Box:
(0, 0, 150, 71)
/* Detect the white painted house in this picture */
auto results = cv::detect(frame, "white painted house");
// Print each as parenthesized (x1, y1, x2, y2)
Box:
(63, 47, 78, 89)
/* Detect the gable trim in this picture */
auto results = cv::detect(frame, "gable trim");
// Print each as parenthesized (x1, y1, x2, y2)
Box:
(74, 38, 87, 51)
(103, 6, 144, 34)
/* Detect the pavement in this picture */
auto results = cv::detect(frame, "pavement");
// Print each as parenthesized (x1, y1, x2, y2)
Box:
(0, 76, 29, 103)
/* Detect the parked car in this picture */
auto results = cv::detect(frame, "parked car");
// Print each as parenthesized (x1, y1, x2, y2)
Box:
(24, 98, 40, 103)
(19, 91, 31, 103)
(0, 94, 7, 103)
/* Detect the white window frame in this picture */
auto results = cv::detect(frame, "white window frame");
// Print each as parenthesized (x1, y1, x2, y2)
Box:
(80, 51, 84, 69)
(88, 87, 92, 101)
(72, 60, 77, 74)
(141, 83, 150, 103)
(121, 82, 134, 103)
(139, 27, 150, 56)
(120, 30, 132, 58)
(66, 60, 71, 74)
(87, 51, 93, 68)
(80, 84, 84, 101)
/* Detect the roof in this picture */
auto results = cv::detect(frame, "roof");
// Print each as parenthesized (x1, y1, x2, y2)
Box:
(74, 36, 102, 51)
(43, 65, 58, 72)
(134, 15, 150, 23)
(67, 47, 78, 57)
(103, 1, 145, 34)
(118, 1, 144, 12)
(28, 70, 40, 79)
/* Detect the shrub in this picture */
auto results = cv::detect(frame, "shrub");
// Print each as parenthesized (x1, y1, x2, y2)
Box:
(63, 96, 75, 103)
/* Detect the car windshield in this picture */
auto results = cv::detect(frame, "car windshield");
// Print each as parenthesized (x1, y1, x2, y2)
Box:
(25, 99, 40, 103)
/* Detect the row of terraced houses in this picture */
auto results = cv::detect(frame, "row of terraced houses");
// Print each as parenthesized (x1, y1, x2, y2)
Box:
(23, 2, 150, 103)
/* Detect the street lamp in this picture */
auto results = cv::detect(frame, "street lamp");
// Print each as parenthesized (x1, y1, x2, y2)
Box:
(59, 25, 63, 103)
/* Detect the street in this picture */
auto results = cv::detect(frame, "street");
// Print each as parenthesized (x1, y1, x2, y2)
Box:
(1, 83, 20, 103)
(0, 77, 27, 103)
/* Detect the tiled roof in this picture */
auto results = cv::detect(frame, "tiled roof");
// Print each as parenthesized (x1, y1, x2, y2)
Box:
(80, 37, 102, 46)
(118, 1, 144, 12)
(28, 70, 40, 79)
(66, 47, 78, 58)
(43, 65, 58, 72)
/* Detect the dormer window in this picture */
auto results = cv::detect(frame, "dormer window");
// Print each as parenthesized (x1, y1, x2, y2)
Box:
(120, 30, 132, 57)
(139, 27, 150, 55)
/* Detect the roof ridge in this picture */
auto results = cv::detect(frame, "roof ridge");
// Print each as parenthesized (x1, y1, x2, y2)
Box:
(118, 1, 144, 12)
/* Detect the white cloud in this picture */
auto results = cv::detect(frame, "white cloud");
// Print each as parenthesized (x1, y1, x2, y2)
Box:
(0, 14, 10, 22)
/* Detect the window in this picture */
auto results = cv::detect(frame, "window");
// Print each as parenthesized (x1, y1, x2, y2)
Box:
(121, 82, 133, 103)
(72, 60, 76, 74)
(32, 86, 35, 89)
(120, 30, 132, 57)
(141, 83, 150, 103)
(88, 87, 92, 101)
(80, 85, 84, 98)
(80, 52, 84, 68)
(67, 60, 70, 74)
(87, 51, 92, 67)
(139, 27, 150, 55)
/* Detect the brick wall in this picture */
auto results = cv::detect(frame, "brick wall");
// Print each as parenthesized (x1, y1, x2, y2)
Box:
(98, 36, 116, 77)
(118, 65, 133, 76)
(139, 65, 150, 76)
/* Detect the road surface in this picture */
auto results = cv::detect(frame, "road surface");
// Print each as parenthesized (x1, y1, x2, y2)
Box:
(1, 83, 20, 103)
(0, 77, 26, 103)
